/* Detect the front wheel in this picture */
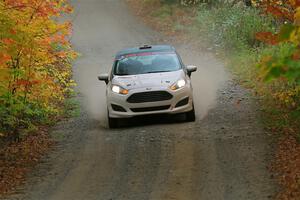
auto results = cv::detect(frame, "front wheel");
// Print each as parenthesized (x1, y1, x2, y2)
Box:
(185, 106, 196, 122)
(107, 108, 119, 128)
(108, 116, 119, 128)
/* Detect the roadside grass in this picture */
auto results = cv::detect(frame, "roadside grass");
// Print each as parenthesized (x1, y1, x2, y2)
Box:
(192, 5, 274, 51)
(63, 97, 80, 118)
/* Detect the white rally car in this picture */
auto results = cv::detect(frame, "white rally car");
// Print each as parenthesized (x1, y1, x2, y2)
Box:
(98, 45, 197, 128)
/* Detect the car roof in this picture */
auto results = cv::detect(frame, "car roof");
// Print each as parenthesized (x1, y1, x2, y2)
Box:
(115, 45, 176, 59)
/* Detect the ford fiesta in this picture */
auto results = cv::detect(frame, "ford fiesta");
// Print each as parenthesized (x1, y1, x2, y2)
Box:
(98, 45, 197, 128)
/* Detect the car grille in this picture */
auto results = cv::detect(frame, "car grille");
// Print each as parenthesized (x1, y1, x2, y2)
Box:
(127, 91, 173, 103)
(131, 105, 170, 113)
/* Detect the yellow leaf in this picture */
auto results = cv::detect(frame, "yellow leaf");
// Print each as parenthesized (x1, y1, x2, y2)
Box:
(295, 7, 300, 26)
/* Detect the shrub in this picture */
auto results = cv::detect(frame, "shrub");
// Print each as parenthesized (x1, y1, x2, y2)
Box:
(194, 5, 273, 52)
(258, 43, 300, 109)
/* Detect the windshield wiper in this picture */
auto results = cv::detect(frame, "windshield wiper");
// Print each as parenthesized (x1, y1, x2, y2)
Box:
(146, 70, 172, 73)
(115, 73, 130, 76)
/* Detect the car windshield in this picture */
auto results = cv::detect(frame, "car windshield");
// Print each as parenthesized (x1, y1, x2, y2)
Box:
(114, 52, 181, 76)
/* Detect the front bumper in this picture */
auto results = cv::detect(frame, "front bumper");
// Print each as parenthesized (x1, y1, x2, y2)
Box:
(107, 85, 194, 118)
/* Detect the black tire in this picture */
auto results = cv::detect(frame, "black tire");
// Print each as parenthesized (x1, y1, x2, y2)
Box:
(107, 108, 119, 128)
(108, 116, 119, 128)
(185, 106, 196, 122)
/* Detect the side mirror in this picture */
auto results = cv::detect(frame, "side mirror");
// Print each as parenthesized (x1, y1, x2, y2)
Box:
(98, 73, 109, 84)
(186, 65, 197, 76)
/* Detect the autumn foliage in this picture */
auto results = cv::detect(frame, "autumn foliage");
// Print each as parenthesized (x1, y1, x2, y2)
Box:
(256, 0, 300, 86)
(253, 1, 300, 199)
(0, 0, 77, 139)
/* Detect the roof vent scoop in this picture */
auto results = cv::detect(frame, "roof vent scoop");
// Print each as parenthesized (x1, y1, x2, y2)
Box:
(139, 45, 152, 50)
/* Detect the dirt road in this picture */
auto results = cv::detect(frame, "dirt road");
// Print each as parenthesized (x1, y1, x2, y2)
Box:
(5, 0, 276, 199)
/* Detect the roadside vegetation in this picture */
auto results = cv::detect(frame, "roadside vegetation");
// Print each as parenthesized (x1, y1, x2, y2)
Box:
(0, 0, 77, 141)
(0, 0, 77, 195)
(127, 0, 300, 199)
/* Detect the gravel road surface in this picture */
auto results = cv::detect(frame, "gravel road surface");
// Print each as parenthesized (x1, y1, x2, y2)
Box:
(4, 0, 276, 200)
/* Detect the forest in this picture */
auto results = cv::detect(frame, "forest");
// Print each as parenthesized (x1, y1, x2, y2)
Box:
(0, 0, 299, 199)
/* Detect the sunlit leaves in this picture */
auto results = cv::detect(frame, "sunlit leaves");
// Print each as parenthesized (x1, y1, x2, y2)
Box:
(0, 0, 77, 137)
(256, 0, 300, 85)
(278, 24, 295, 41)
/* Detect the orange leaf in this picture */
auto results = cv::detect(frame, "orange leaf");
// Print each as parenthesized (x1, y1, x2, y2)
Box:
(9, 29, 17, 35)
(2, 38, 15, 45)
(255, 32, 279, 45)
(0, 53, 11, 65)
(16, 80, 31, 86)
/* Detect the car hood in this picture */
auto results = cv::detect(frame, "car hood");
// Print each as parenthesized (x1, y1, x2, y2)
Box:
(112, 70, 185, 90)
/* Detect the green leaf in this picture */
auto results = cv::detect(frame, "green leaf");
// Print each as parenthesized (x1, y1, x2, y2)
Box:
(278, 24, 295, 41)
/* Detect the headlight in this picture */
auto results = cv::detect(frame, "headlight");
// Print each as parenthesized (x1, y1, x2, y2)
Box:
(112, 85, 129, 95)
(170, 79, 186, 90)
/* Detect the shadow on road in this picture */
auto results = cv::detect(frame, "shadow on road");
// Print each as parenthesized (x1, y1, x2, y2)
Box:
(116, 114, 188, 128)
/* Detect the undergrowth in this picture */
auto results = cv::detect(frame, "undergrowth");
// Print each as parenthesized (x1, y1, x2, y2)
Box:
(192, 4, 300, 139)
